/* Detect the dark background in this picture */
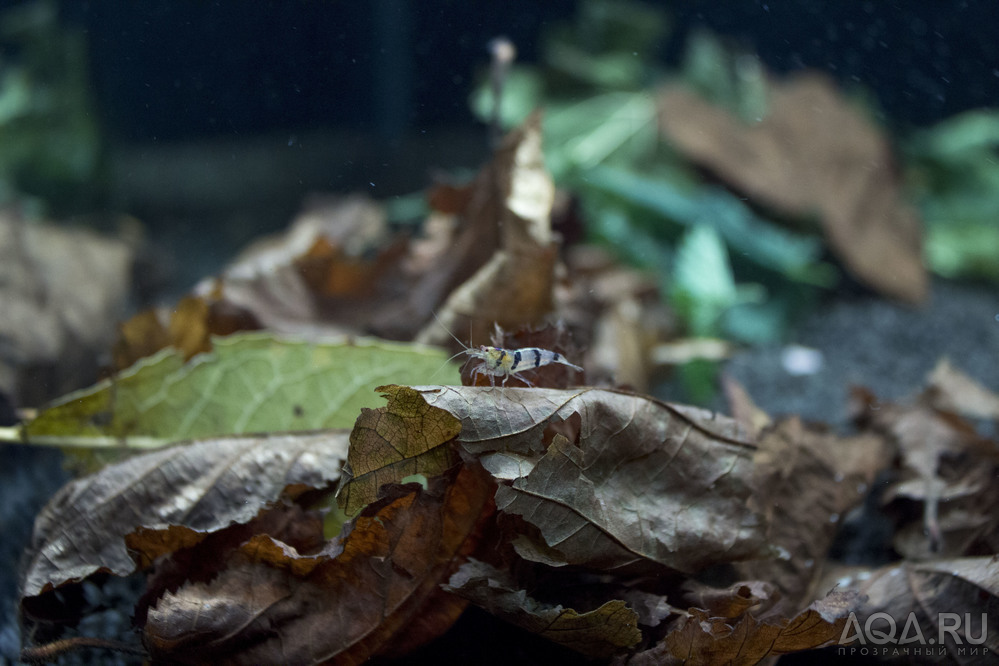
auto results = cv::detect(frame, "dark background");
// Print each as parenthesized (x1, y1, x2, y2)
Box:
(59, 0, 999, 143)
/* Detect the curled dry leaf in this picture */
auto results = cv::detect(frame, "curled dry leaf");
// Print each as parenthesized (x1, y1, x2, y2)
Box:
(143, 464, 496, 666)
(853, 385, 999, 559)
(337, 383, 464, 515)
(443, 558, 642, 659)
(342, 384, 771, 575)
(739, 415, 892, 611)
(113, 294, 261, 371)
(826, 556, 999, 659)
(721, 374, 772, 439)
(680, 580, 780, 620)
(659, 72, 927, 304)
(115, 110, 561, 361)
(196, 193, 392, 334)
(114, 195, 390, 368)
(20, 431, 348, 600)
(416, 110, 559, 348)
(622, 589, 859, 666)
(926, 357, 999, 421)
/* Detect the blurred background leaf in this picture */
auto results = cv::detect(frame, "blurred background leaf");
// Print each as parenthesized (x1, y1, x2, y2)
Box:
(0, 0, 103, 214)
(903, 110, 999, 284)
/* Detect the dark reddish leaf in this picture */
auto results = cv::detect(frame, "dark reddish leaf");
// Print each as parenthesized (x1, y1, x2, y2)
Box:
(143, 464, 496, 665)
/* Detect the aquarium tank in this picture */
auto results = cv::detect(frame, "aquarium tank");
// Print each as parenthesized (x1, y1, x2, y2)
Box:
(1, 2, 997, 664)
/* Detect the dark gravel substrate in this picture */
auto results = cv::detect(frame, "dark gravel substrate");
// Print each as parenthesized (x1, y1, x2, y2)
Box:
(722, 279, 999, 429)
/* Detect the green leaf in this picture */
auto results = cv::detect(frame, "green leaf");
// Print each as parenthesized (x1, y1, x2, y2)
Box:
(903, 109, 999, 283)
(22, 332, 462, 448)
(670, 225, 764, 337)
(925, 220, 999, 282)
(469, 65, 544, 130)
(545, 92, 659, 175)
(906, 110, 999, 161)
(584, 166, 834, 286)
(681, 29, 769, 123)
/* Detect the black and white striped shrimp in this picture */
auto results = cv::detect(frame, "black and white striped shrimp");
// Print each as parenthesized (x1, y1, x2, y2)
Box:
(466, 343, 583, 387)
(433, 314, 583, 387)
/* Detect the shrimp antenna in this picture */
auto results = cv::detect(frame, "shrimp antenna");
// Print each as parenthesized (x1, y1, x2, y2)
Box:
(427, 311, 473, 383)
(431, 310, 471, 351)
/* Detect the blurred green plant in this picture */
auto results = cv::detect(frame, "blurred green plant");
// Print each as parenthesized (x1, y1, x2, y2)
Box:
(470, 0, 835, 401)
(0, 0, 103, 213)
(903, 110, 999, 284)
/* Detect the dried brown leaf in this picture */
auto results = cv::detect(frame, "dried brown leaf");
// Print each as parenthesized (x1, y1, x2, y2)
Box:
(560, 246, 670, 392)
(112, 308, 174, 370)
(369, 385, 771, 574)
(113, 112, 561, 359)
(681, 580, 780, 621)
(721, 374, 772, 439)
(143, 464, 496, 665)
(444, 558, 642, 659)
(927, 358, 999, 421)
(112, 295, 235, 370)
(738, 417, 892, 609)
(294, 235, 404, 298)
(415, 110, 558, 348)
(624, 589, 858, 665)
(853, 386, 999, 558)
(0, 211, 133, 405)
(124, 500, 327, 633)
(826, 556, 999, 660)
(337, 384, 464, 515)
(659, 73, 926, 303)
(426, 180, 474, 215)
(20, 431, 348, 599)
(190, 194, 391, 337)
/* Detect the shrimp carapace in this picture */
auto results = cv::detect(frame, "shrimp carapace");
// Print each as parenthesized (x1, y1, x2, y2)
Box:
(432, 313, 584, 388)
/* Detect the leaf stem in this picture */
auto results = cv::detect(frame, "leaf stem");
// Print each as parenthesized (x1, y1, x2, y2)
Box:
(21, 637, 146, 663)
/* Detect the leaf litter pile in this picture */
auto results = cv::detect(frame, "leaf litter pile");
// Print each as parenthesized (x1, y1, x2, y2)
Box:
(7, 70, 999, 666)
